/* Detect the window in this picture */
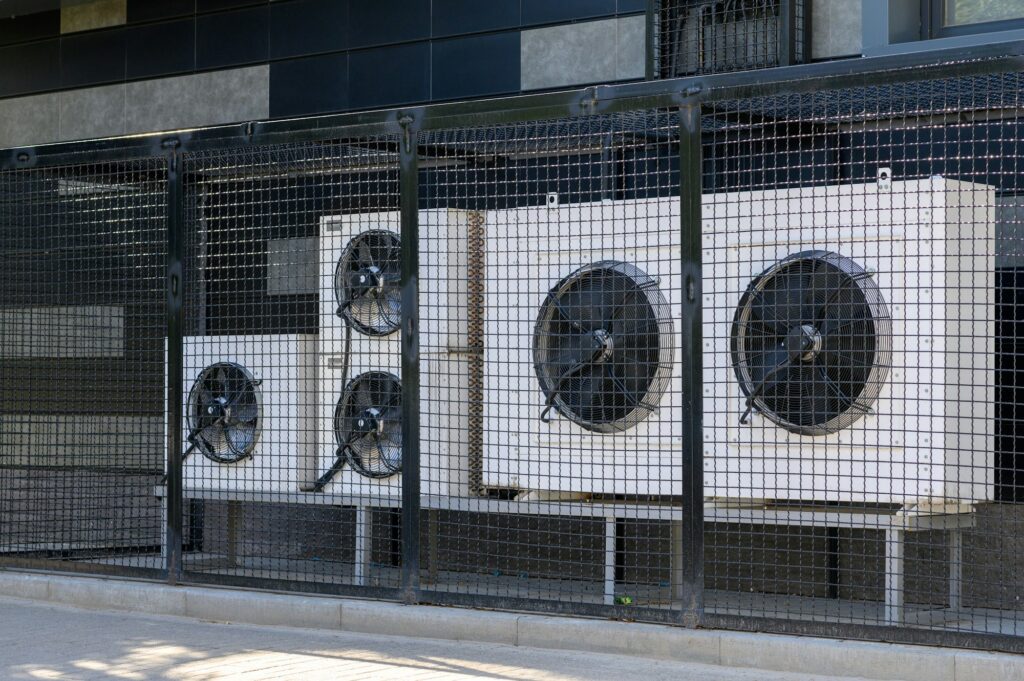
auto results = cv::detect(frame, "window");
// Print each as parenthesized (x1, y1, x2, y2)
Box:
(928, 0, 1024, 37)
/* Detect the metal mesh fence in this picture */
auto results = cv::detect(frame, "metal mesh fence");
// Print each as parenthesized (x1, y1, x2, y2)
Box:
(178, 138, 405, 594)
(702, 71, 1023, 637)
(0, 156, 168, 577)
(417, 111, 689, 618)
(2, 51, 1024, 652)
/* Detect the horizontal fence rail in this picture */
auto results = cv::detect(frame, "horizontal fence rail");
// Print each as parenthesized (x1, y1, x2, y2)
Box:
(2, 43, 1024, 653)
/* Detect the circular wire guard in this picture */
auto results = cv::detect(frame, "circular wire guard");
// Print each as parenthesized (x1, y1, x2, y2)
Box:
(186, 362, 262, 464)
(335, 229, 402, 336)
(334, 371, 403, 478)
(533, 260, 675, 433)
(731, 250, 892, 435)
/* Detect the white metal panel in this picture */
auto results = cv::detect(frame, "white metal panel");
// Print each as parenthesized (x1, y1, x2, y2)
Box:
(180, 334, 316, 494)
(482, 198, 684, 496)
(313, 209, 473, 497)
(703, 177, 994, 504)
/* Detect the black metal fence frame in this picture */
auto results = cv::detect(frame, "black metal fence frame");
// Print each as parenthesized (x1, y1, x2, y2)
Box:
(3, 39, 1024, 653)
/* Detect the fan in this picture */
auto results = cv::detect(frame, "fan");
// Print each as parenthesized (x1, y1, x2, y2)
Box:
(315, 371, 402, 488)
(533, 260, 675, 433)
(731, 250, 892, 435)
(185, 362, 262, 464)
(335, 230, 401, 335)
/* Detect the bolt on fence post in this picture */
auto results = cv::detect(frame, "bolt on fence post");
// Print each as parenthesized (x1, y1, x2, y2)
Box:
(399, 114, 422, 605)
(679, 103, 704, 627)
(164, 138, 185, 585)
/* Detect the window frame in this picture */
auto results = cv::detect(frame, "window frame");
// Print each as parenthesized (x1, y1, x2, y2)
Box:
(924, 0, 1024, 39)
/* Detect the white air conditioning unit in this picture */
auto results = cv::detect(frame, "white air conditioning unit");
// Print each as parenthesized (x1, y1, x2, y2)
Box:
(312, 209, 474, 498)
(482, 199, 684, 496)
(704, 176, 994, 504)
(178, 334, 316, 494)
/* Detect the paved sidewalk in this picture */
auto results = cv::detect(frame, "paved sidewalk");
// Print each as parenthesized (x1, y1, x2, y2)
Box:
(0, 596, 879, 681)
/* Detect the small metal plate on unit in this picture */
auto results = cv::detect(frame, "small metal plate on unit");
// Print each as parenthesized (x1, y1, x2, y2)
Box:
(877, 167, 892, 190)
(546, 192, 559, 208)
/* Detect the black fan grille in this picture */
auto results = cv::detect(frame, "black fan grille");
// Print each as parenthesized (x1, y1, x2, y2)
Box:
(335, 229, 401, 336)
(186, 362, 262, 464)
(335, 371, 402, 478)
(534, 261, 675, 433)
(731, 250, 892, 435)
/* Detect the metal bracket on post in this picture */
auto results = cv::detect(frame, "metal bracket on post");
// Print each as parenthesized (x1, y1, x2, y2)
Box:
(678, 102, 704, 628)
(398, 113, 421, 605)
(164, 137, 184, 585)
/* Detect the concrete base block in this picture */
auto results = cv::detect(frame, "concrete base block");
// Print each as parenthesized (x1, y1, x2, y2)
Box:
(953, 651, 1024, 681)
(184, 587, 341, 629)
(517, 615, 721, 665)
(719, 631, 955, 681)
(48, 577, 186, 617)
(0, 572, 52, 601)
(343, 599, 518, 646)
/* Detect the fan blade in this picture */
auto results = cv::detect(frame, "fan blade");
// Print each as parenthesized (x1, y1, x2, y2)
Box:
(226, 422, 257, 456)
(747, 346, 789, 384)
(357, 238, 375, 268)
(819, 313, 869, 338)
(231, 400, 259, 425)
(803, 366, 833, 424)
(802, 262, 837, 322)
(547, 294, 584, 331)
(379, 379, 400, 409)
(544, 341, 590, 378)
(757, 271, 806, 331)
(559, 286, 607, 332)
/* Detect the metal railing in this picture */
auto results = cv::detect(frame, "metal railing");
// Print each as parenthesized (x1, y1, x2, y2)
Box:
(2, 40, 1024, 653)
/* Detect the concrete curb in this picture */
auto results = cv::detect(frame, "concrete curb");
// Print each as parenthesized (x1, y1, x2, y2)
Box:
(0, 570, 1020, 681)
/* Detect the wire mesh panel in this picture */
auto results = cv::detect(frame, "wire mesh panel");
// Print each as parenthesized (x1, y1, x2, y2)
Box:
(417, 111, 688, 619)
(0, 156, 168, 577)
(656, 0, 806, 79)
(702, 70, 1024, 639)
(178, 138, 404, 594)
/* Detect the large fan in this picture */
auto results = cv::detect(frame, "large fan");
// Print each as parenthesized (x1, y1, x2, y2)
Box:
(185, 362, 262, 464)
(335, 230, 401, 335)
(533, 260, 675, 433)
(731, 250, 892, 435)
(316, 371, 402, 487)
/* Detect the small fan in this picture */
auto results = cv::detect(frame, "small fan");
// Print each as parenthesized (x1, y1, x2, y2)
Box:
(731, 250, 892, 435)
(185, 362, 262, 464)
(314, 371, 402, 488)
(335, 230, 401, 335)
(533, 260, 675, 433)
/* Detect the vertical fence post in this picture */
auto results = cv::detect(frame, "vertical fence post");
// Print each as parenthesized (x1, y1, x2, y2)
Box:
(164, 138, 184, 585)
(779, 0, 798, 67)
(679, 102, 704, 627)
(646, 0, 658, 80)
(399, 113, 422, 604)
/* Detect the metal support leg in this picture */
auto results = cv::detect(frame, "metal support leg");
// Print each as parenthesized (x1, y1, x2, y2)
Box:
(426, 509, 439, 585)
(949, 528, 963, 612)
(885, 528, 905, 625)
(226, 500, 240, 567)
(670, 520, 684, 602)
(160, 494, 168, 562)
(604, 516, 616, 606)
(355, 506, 372, 587)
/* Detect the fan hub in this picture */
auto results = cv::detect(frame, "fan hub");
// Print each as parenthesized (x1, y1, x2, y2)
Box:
(785, 324, 822, 362)
(591, 328, 615, 363)
(354, 407, 384, 436)
(350, 266, 384, 295)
